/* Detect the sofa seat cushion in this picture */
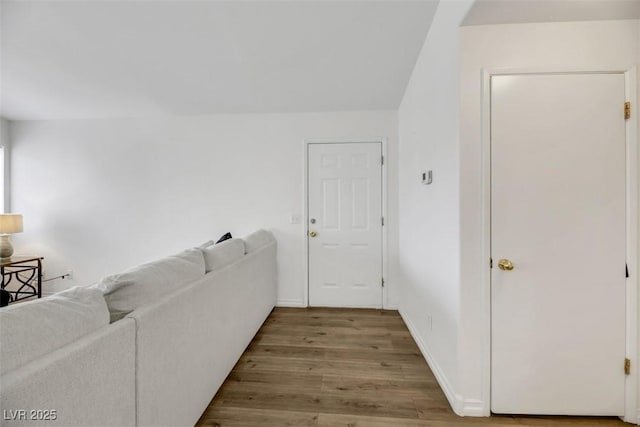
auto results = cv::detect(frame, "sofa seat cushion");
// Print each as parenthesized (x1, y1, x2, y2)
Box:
(97, 248, 205, 322)
(244, 229, 276, 254)
(0, 286, 109, 375)
(201, 238, 245, 273)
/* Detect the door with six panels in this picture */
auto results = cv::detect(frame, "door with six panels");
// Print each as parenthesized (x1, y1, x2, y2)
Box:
(308, 142, 383, 308)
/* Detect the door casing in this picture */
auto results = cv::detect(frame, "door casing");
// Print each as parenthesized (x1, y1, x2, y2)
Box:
(303, 138, 390, 309)
(480, 67, 639, 422)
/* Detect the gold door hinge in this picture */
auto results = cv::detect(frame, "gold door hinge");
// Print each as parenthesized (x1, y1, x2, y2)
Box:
(625, 358, 631, 375)
(625, 102, 631, 120)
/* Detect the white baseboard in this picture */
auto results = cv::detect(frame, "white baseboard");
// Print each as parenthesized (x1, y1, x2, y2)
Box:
(276, 300, 398, 309)
(461, 398, 486, 417)
(399, 308, 487, 417)
(276, 299, 307, 308)
(399, 308, 464, 415)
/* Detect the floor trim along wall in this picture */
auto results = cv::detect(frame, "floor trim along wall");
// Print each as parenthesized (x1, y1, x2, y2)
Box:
(276, 299, 307, 308)
(398, 308, 481, 417)
(462, 398, 485, 417)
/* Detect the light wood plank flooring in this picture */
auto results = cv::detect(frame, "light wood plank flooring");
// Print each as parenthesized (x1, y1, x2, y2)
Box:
(197, 308, 627, 427)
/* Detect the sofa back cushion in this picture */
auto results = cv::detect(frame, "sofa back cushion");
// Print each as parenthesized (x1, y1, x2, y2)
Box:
(244, 229, 276, 254)
(97, 248, 205, 322)
(201, 238, 245, 273)
(198, 240, 214, 249)
(0, 286, 110, 375)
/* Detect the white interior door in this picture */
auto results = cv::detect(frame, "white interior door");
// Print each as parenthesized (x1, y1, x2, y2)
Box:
(491, 73, 627, 415)
(308, 142, 382, 308)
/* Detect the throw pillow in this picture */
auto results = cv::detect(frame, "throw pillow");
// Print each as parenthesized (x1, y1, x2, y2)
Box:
(96, 248, 205, 322)
(243, 229, 276, 254)
(216, 232, 232, 244)
(0, 286, 109, 374)
(201, 238, 244, 273)
(0, 289, 10, 307)
(198, 240, 215, 249)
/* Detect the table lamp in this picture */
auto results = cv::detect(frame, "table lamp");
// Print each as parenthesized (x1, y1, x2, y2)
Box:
(0, 214, 23, 258)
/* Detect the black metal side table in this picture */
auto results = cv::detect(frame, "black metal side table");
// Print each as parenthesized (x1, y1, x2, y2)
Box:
(0, 256, 43, 305)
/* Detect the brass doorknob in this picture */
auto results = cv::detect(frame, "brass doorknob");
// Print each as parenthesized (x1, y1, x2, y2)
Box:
(309, 231, 317, 238)
(498, 259, 514, 271)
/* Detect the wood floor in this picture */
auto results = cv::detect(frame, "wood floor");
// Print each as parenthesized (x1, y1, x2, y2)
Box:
(196, 308, 627, 427)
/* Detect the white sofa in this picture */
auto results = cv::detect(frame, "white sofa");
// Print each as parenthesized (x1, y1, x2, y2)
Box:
(0, 287, 136, 427)
(0, 230, 277, 427)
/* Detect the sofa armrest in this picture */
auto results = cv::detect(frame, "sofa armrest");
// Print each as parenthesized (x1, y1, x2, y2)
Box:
(0, 318, 136, 427)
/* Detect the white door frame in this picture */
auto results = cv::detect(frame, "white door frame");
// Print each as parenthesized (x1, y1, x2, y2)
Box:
(480, 67, 638, 422)
(303, 138, 389, 309)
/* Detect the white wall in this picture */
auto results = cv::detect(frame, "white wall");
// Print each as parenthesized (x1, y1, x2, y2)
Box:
(400, 16, 639, 417)
(459, 19, 640, 415)
(397, 0, 474, 414)
(0, 118, 9, 211)
(9, 111, 399, 307)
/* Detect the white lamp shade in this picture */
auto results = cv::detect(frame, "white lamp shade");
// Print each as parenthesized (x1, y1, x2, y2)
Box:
(0, 214, 23, 234)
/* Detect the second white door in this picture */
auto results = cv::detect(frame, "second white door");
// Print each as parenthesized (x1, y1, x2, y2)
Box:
(491, 73, 627, 415)
(308, 142, 383, 308)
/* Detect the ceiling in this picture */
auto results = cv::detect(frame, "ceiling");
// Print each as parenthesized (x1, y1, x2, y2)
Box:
(0, 1, 439, 120)
(463, 0, 640, 26)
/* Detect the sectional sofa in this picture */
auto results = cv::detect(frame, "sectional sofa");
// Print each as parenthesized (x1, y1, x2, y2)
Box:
(0, 230, 278, 427)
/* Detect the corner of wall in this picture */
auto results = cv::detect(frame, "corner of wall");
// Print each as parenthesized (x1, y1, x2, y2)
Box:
(397, 0, 477, 418)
